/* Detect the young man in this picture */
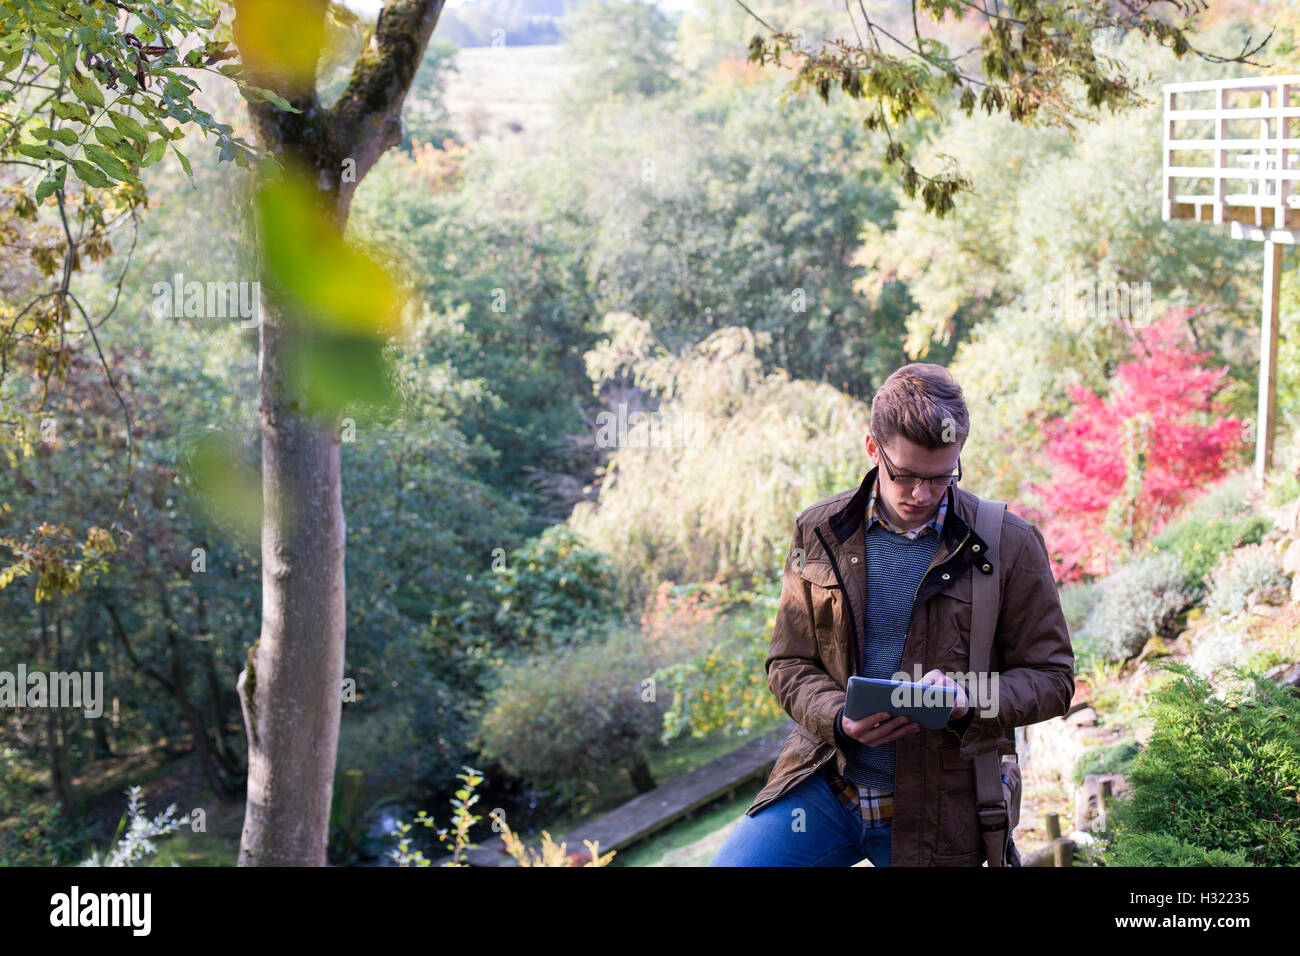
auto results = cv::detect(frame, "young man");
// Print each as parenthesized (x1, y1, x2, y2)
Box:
(710, 363, 1075, 867)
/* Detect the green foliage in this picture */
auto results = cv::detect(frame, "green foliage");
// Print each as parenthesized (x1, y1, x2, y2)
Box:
(474, 628, 674, 814)
(354, 72, 904, 510)
(1104, 660, 1300, 867)
(0, 805, 94, 867)
(388, 766, 484, 867)
(654, 585, 785, 743)
(353, 143, 597, 514)
(1073, 738, 1141, 789)
(1077, 554, 1193, 661)
(79, 785, 186, 866)
(327, 769, 371, 866)
(1145, 513, 1271, 595)
(1204, 544, 1289, 617)
(577, 86, 904, 395)
(912, 26, 1261, 504)
(1, 0, 277, 192)
(571, 316, 868, 602)
(1100, 831, 1257, 867)
(746, 1, 1256, 218)
(559, 0, 680, 108)
(489, 524, 626, 653)
(1273, 248, 1300, 446)
(400, 38, 460, 149)
(1264, 466, 1300, 510)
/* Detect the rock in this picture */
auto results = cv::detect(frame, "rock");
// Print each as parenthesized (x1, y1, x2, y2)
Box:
(1064, 706, 1098, 728)
(1281, 538, 1300, 575)
(1019, 717, 1084, 786)
(1283, 498, 1300, 534)
(1133, 635, 1171, 666)
(1263, 661, 1300, 689)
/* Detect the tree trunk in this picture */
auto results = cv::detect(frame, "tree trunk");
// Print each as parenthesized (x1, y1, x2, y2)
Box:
(627, 752, 657, 794)
(42, 608, 75, 816)
(233, 0, 446, 866)
(237, 333, 346, 864)
(91, 714, 113, 760)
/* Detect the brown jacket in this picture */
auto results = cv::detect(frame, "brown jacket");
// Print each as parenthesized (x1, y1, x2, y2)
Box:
(746, 463, 1075, 866)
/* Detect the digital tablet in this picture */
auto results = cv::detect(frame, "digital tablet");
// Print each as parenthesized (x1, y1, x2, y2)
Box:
(844, 676, 958, 730)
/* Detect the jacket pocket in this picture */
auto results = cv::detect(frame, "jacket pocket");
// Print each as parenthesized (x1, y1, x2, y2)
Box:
(934, 745, 983, 860)
(800, 561, 846, 674)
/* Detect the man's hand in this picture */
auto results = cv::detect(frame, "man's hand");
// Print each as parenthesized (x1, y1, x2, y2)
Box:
(840, 669, 969, 745)
(918, 668, 969, 719)
(840, 711, 921, 746)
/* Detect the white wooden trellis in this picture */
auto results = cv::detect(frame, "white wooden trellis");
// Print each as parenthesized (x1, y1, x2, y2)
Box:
(1163, 74, 1300, 488)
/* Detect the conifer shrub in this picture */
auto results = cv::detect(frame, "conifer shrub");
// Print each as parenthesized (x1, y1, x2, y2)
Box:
(1103, 660, 1300, 867)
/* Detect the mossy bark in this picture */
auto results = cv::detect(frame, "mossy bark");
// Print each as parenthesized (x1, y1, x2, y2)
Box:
(234, 0, 446, 867)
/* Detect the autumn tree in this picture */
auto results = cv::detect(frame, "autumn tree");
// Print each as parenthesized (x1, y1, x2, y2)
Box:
(740, 0, 1272, 215)
(1024, 309, 1248, 583)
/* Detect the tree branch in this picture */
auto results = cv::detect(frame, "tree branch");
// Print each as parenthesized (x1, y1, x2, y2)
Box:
(325, 0, 446, 200)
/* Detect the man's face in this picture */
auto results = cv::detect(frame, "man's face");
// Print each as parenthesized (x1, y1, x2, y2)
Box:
(866, 433, 962, 532)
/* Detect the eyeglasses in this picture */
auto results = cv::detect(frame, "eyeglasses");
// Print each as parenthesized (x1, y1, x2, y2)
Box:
(877, 443, 961, 491)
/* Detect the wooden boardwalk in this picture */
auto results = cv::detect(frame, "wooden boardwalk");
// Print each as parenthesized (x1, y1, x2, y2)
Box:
(449, 724, 792, 866)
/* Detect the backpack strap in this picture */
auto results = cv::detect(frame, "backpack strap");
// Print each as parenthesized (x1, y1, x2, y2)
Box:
(971, 496, 1011, 867)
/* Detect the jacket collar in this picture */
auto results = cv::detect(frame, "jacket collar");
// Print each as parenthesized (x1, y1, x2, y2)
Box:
(827, 463, 978, 557)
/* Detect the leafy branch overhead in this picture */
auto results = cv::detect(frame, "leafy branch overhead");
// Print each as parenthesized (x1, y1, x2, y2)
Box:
(741, 0, 1272, 217)
(0, 1, 442, 600)
(0, 0, 296, 197)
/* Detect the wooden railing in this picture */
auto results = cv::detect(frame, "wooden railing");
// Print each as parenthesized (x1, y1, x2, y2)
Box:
(1163, 74, 1300, 231)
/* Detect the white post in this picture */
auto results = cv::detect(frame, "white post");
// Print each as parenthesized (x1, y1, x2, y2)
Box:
(1257, 239, 1283, 489)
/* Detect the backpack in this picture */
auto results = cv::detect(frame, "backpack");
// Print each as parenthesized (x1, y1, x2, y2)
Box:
(970, 496, 1023, 868)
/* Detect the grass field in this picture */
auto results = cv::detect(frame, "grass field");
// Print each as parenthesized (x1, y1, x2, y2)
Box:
(442, 44, 578, 147)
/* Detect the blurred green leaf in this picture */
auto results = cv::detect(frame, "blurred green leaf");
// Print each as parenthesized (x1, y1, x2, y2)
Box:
(255, 172, 407, 341)
(288, 332, 398, 415)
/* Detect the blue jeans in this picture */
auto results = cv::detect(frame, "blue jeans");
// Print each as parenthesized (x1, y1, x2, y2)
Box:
(709, 766, 892, 867)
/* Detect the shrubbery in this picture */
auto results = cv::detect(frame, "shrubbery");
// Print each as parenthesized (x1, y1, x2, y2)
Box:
(1076, 553, 1193, 660)
(1102, 831, 1256, 866)
(1072, 738, 1141, 788)
(1059, 579, 1101, 638)
(653, 584, 786, 743)
(1204, 543, 1289, 617)
(488, 524, 627, 653)
(1145, 513, 1271, 596)
(570, 317, 868, 605)
(1142, 470, 1270, 594)
(1102, 660, 1300, 867)
(474, 628, 676, 813)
